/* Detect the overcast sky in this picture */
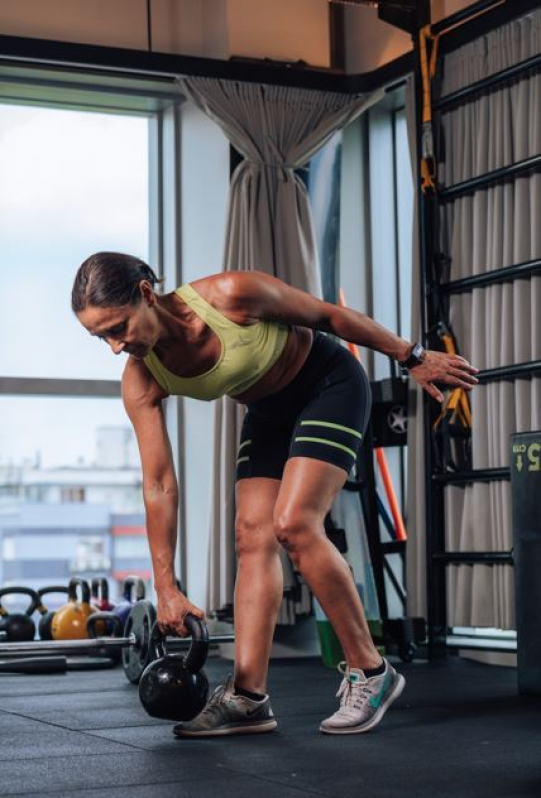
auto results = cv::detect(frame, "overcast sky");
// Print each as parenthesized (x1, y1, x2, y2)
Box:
(0, 104, 149, 468)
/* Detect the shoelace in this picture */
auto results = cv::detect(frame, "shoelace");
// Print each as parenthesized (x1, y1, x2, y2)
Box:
(334, 662, 379, 715)
(336, 678, 372, 711)
(199, 683, 231, 717)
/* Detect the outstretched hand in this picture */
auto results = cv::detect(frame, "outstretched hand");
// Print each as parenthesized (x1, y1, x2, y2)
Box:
(409, 350, 479, 403)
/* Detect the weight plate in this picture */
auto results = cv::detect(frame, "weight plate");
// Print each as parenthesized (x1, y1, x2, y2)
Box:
(122, 600, 157, 685)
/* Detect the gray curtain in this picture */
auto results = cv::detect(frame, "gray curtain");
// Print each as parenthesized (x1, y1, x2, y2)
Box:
(407, 10, 541, 634)
(177, 77, 382, 621)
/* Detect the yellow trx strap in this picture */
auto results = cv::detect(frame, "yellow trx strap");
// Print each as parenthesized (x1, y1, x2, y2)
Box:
(418, 25, 440, 194)
(433, 332, 472, 431)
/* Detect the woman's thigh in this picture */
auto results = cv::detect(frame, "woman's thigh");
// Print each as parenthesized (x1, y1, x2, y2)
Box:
(273, 350, 371, 536)
(273, 457, 347, 541)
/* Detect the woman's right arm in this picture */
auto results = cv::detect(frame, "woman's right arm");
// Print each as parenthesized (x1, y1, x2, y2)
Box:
(121, 357, 205, 635)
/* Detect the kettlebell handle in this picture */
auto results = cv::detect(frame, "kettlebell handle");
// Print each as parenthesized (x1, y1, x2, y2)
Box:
(37, 585, 69, 616)
(122, 576, 146, 603)
(151, 614, 209, 674)
(0, 587, 41, 616)
(67, 577, 91, 605)
(91, 578, 109, 602)
(87, 611, 123, 639)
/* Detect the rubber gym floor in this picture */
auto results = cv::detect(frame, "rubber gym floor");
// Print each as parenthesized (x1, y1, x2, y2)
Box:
(0, 653, 539, 798)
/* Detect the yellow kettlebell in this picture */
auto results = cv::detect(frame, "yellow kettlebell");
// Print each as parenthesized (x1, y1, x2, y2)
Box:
(52, 577, 97, 640)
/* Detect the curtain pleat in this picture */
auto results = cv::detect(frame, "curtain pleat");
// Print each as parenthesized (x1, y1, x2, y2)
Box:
(177, 76, 382, 621)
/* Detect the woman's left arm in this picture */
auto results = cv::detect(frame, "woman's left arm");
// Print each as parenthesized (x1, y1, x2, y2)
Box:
(225, 270, 479, 403)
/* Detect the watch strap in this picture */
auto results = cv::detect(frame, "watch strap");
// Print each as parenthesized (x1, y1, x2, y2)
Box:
(400, 343, 426, 369)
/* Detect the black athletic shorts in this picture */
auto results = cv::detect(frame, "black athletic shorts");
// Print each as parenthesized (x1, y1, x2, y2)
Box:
(236, 331, 372, 481)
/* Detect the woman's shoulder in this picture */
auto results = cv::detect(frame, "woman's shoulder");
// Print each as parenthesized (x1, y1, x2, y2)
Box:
(189, 270, 273, 296)
(188, 271, 274, 323)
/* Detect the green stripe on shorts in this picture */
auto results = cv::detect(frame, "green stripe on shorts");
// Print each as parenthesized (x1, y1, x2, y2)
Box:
(294, 436, 357, 460)
(300, 420, 363, 440)
(238, 439, 252, 452)
(237, 456, 250, 465)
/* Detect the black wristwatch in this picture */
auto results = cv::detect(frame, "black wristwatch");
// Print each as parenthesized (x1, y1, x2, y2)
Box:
(399, 342, 426, 370)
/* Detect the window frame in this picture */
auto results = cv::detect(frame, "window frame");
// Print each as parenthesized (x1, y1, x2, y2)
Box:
(0, 71, 187, 590)
(364, 86, 412, 514)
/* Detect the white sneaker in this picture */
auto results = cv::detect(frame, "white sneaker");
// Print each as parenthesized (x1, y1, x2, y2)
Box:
(320, 659, 406, 735)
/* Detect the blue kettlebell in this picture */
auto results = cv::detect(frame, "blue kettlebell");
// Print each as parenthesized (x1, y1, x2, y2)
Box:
(112, 576, 146, 632)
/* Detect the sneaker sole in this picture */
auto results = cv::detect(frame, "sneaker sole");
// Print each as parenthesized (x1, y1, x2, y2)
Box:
(174, 718, 278, 738)
(319, 673, 406, 735)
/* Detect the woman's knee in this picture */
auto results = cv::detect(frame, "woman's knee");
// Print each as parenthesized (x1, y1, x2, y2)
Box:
(235, 515, 279, 559)
(273, 509, 321, 558)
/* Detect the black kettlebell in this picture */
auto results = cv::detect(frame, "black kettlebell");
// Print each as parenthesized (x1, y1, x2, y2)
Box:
(37, 586, 69, 640)
(0, 587, 40, 642)
(87, 611, 124, 665)
(139, 615, 210, 721)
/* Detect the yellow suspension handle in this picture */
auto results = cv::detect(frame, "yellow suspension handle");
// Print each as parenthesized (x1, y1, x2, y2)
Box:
(433, 332, 472, 430)
(418, 25, 440, 194)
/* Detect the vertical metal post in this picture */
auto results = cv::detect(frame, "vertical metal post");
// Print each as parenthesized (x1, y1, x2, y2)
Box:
(359, 424, 389, 620)
(411, 3, 448, 659)
(159, 102, 188, 596)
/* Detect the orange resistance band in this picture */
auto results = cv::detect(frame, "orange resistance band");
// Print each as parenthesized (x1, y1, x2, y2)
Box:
(338, 289, 407, 542)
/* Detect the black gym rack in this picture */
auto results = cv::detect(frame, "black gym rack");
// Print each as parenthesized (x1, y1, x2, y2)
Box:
(410, 0, 541, 658)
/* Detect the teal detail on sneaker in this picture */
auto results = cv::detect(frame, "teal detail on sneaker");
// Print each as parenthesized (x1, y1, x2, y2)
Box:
(369, 671, 392, 708)
(319, 659, 406, 735)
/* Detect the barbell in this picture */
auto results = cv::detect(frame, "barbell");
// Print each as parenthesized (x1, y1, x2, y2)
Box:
(0, 600, 234, 684)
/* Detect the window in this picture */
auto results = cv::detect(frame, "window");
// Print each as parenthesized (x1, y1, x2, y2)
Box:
(115, 536, 149, 559)
(0, 100, 152, 604)
(61, 487, 86, 503)
(0, 105, 149, 381)
(71, 536, 110, 573)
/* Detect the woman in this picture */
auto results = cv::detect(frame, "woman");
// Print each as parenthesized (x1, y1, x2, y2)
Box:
(72, 252, 478, 738)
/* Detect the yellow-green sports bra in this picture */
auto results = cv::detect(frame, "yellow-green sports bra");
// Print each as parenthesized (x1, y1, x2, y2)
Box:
(143, 283, 290, 401)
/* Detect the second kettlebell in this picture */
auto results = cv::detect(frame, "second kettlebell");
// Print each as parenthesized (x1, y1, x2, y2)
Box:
(37, 585, 70, 640)
(91, 578, 115, 611)
(51, 578, 97, 640)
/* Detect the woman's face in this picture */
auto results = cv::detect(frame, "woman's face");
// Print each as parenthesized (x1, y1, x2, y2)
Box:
(77, 294, 158, 359)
